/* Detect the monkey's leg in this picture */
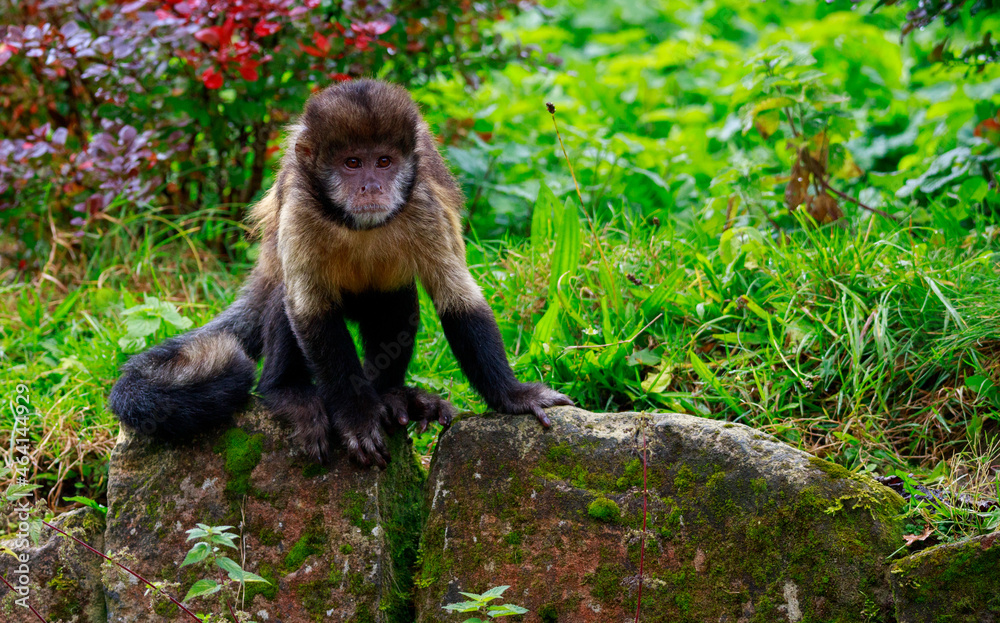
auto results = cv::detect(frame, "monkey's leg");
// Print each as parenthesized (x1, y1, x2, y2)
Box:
(347, 284, 419, 392)
(286, 301, 391, 467)
(258, 286, 330, 461)
(439, 301, 573, 427)
(349, 284, 455, 432)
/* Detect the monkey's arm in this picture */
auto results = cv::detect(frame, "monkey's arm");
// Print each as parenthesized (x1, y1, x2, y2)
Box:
(284, 291, 391, 466)
(423, 263, 572, 425)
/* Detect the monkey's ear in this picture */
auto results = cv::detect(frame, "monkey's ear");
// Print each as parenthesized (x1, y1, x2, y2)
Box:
(295, 139, 313, 161)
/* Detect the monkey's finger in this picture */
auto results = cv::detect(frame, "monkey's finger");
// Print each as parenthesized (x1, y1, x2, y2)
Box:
(418, 419, 429, 434)
(551, 393, 574, 407)
(359, 437, 385, 468)
(370, 449, 388, 468)
(367, 437, 389, 468)
(438, 401, 456, 427)
(347, 438, 371, 467)
(387, 398, 409, 427)
(530, 404, 552, 428)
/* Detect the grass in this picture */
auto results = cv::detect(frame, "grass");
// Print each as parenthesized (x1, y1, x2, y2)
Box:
(3, 193, 998, 533)
(2, 0, 999, 545)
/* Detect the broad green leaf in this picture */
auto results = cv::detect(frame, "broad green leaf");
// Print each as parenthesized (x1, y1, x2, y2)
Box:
(488, 603, 530, 616)
(479, 585, 510, 600)
(598, 261, 623, 317)
(215, 555, 262, 582)
(179, 542, 211, 568)
(183, 579, 220, 602)
(626, 349, 661, 366)
(549, 196, 581, 298)
(530, 183, 559, 250)
(641, 363, 674, 395)
(443, 601, 484, 613)
(528, 303, 561, 359)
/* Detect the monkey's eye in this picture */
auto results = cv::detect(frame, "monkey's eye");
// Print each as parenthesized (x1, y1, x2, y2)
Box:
(376, 156, 392, 168)
(344, 158, 362, 169)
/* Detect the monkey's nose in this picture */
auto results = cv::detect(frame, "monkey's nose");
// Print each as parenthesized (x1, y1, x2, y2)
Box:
(360, 183, 382, 193)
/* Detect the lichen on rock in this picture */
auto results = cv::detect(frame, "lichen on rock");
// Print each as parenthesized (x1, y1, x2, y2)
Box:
(103, 408, 425, 623)
(891, 531, 1000, 623)
(414, 407, 905, 622)
(0, 507, 107, 623)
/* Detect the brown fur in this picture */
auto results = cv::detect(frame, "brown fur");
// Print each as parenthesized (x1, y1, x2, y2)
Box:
(248, 82, 481, 317)
(147, 333, 243, 385)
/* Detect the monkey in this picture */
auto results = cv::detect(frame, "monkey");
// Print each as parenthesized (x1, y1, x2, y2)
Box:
(109, 79, 573, 467)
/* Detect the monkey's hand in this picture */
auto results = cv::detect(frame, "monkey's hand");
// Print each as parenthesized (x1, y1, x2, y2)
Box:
(264, 390, 331, 463)
(381, 386, 456, 433)
(496, 383, 573, 428)
(331, 395, 391, 468)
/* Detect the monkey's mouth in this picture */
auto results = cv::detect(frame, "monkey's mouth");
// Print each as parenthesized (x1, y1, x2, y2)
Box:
(347, 202, 399, 229)
(351, 203, 392, 214)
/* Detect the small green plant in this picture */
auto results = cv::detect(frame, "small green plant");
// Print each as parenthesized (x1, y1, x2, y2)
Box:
(63, 495, 108, 518)
(180, 524, 269, 607)
(443, 585, 529, 621)
(118, 295, 193, 352)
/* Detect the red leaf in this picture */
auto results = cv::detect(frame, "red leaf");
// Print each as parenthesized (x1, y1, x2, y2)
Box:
(299, 42, 324, 57)
(974, 117, 1000, 141)
(201, 67, 223, 89)
(254, 20, 280, 37)
(238, 60, 259, 81)
(353, 34, 371, 51)
(352, 20, 392, 36)
(219, 18, 235, 47)
(313, 32, 330, 53)
(194, 27, 220, 48)
(329, 72, 351, 82)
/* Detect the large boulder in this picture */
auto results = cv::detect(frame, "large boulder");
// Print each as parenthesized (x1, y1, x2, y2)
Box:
(0, 507, 107, 622)
(104, 409, 424, 623)
(414, 407, 905, 622)
(891, 531, 1000, 622)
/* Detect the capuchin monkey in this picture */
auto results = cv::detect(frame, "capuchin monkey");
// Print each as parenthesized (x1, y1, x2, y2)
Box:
(109, 79, 572, 467)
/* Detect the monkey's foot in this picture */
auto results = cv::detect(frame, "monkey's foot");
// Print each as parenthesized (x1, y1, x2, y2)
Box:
(264, 390, 330, 462)
(333, 398, 391, 468)
(498, 383, 574, 428)
(381, 386, 456, 433)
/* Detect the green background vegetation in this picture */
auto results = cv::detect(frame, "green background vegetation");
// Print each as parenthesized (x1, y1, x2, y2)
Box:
(2, 0, 999, 544)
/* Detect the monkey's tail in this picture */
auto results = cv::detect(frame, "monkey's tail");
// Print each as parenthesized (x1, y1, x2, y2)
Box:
(109, 282, 271, 441)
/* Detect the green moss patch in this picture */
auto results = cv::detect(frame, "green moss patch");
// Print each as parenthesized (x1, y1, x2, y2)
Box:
(587, 496, 622, 523)
(214, 428, 264, 498)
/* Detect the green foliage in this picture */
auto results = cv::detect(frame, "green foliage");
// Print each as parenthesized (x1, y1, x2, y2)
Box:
(118, 296, 194, 353)
(442, 585, 530, 621)
(180, 524, 269, 611)
(2, 0, 998, 553)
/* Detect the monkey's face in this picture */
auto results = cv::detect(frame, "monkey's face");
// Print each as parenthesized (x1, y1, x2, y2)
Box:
(326, 145, 415, 229)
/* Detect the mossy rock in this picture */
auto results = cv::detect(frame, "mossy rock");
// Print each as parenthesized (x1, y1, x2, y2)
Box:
(891, 531, 1000, 623)
(414, 407, 905, 622)
(104, 408, 425, 623)
(0, 507, 107, 623)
